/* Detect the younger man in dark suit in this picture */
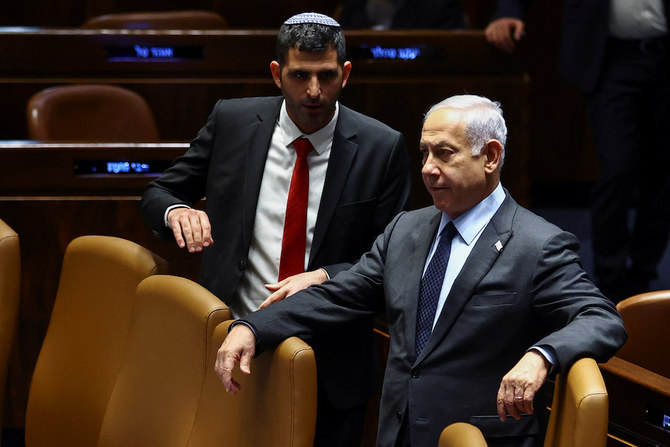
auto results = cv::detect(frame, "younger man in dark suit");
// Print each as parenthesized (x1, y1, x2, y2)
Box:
(140, 12, 411, 447)
(216, 94, 626, 447)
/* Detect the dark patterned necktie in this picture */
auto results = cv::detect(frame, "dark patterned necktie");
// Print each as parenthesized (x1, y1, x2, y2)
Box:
(415, 221, 458, 356)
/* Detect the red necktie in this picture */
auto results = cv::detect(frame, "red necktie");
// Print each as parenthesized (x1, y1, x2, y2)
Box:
(278, 138, 313, 281)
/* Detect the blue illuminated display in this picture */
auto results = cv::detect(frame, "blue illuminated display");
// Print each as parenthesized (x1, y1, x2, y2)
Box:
(369, 45, 421, 60)
(105, 161, 151, 173)
(133, 45, 174, 58)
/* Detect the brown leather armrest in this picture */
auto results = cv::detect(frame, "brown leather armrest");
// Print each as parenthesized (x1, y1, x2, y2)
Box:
(600, 356, 670, 398)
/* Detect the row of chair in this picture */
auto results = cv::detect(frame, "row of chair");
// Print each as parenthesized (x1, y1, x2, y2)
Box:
(23, 235, 317, 447)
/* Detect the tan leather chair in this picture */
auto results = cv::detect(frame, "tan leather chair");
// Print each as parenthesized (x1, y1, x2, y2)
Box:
(187, 320, 317, 447)
(25, 236, 167, 447)
(27, 84, 159, 142)
(613, 290, 670, 378)
(599, 291, 670, 446)
(97, 275, 230, 447)
(438, 422, 487, 447)
(438, 358, 608, 447)
(81, 10, 229, 29)
(0, 219, 20, 429)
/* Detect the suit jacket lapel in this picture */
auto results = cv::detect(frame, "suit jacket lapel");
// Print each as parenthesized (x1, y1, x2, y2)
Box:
(309, 106, 358, 265)
(241, 98, 282, 249)
(415, 195, 517, 364)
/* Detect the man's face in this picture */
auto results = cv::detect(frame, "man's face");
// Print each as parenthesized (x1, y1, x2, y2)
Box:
(420, 107, 491, 219)
(271, 47, 351, 134)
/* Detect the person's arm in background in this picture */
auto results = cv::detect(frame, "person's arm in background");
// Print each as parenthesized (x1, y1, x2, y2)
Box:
(485, 0, 531, 54)
(140, 101, 220, 252)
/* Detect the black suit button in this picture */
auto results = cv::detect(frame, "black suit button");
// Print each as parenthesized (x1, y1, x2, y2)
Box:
(238, 259, 247, 270)
(396, 411, 402, 422)
(410, 371, 419, 379)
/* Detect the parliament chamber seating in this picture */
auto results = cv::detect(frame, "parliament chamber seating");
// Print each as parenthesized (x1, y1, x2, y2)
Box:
(187, 320, 317, 447)
(0, 219, 20, 433)
(97, 275, 230, 447)
(26, 84, 159, 142)
(24, 236, 167, 447)
(438, 358, 609, 447)
(599, 291, 670, 446)
(81, 10, 229, 30)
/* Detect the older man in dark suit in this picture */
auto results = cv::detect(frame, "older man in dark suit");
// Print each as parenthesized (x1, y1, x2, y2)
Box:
(140, 12, 411, 447)
(486, 0, 670, 302)
(216, 94, 626, 447)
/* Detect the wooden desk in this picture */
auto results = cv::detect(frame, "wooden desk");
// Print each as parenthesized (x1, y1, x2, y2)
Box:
(0, 28, 530, 208)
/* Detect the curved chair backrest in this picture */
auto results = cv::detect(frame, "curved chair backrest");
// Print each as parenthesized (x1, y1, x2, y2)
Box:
(439, 422, 488, 447)
(438, 358, 608, 447)
(0, 219, 20, 429)
(544, 358, 608, 447)
(81, 10, 229, 29)
(27, 84, 159, 142)
(97, 275, 230, 447)
(187, 320, 317, 447)
(615, 290, 670, 378)
(25, 236, 167, 447)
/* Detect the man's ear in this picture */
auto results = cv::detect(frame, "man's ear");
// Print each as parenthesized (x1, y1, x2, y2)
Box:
(482, 140, 503, 174)
(270, 61, 282, 89)
(341, 61, 352, 88)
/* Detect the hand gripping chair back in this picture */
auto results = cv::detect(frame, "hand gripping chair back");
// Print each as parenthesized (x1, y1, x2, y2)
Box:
(186, 320, 318, 447)
(27, 84, 159, 142)
(24, 236, 167, 447)
(438, 358, 608, 447)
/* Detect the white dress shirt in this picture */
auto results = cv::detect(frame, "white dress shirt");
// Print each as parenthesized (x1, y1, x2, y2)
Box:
(609, 0, 667, 39)
(230, 101, 337, 317)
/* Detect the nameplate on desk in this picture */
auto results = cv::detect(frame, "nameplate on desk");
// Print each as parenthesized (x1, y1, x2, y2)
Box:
(105, 45, 204, 61)
(74, 159, 172, 176)
(645, 404, 670, 433)
(347, 44, 444, 61)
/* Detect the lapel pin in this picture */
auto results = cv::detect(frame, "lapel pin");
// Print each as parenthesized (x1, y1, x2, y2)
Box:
(494, 240, 503, 252)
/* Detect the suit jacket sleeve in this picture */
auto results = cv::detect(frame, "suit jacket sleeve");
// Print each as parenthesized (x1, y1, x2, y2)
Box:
(139, 101, 220, 239)
(528, 230, 627, 371)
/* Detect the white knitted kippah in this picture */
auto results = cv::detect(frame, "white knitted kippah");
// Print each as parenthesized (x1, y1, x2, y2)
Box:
(283, 12, 340, 27)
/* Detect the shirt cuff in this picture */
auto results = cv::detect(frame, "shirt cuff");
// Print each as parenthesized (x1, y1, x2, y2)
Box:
(229, 320, 259, 345)
(164, 204, 191, 227)
(530, 345, 557, 375)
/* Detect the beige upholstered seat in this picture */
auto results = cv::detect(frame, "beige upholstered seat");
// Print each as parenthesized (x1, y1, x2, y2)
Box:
(613, 290, 670, 378)
(0, 219, 20, 429)
(599, 290, 670, 446)
(27, 84, 159, 142)
(97, 275, 230, 447)
(187, 320, 318, 447)
(25, 236, 167, 447)
(81, 10, 229, 29)
(438, 358, 608, 447)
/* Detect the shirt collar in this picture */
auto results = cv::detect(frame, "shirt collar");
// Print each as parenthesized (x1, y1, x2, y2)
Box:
(439, 183, 506, 245)
(278, 100, 339, 156)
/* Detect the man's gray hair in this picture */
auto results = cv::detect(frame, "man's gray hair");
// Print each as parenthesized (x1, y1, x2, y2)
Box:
(424, 95, 507, 167)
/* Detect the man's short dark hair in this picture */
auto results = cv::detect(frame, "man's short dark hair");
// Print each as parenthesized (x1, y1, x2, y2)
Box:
(276, 22, 346, 65)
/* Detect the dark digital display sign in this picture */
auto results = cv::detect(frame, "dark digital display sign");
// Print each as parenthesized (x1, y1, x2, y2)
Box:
(105, 45, 204, 61)
(74, 159, 172, 175)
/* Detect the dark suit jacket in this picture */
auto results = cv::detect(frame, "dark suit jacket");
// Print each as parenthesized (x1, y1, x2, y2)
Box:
(140, 96, 411, 409)
(497, 0, 670, 93)
(243, 192, 627, 447)
(339, 0, 465, 29)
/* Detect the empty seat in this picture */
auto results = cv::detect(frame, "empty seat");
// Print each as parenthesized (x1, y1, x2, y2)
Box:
(81, 10, 229, 29)
(0, 219, 20, 429)
(27, 84, 159, 142)
(97, 275, 230, 447)
(25, 236, 167, 447)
